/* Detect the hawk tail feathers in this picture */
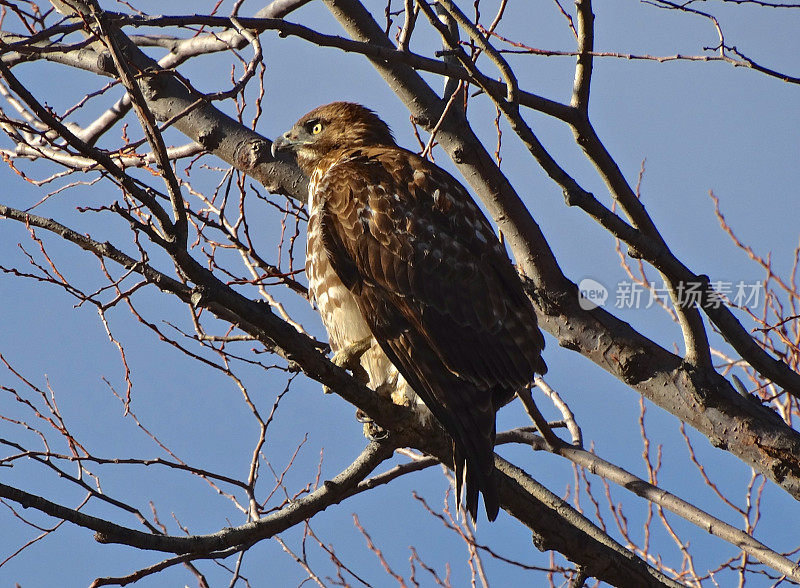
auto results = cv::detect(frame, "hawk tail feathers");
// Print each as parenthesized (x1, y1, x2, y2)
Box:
(454, 446, 500, 523)
(453, 434, 500, 523)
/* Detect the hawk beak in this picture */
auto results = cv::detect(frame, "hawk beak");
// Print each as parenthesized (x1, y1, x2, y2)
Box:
(271, 133, 296, 158)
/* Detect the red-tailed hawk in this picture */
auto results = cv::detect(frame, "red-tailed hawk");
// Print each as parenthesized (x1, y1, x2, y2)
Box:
(272, 102, 546, 522)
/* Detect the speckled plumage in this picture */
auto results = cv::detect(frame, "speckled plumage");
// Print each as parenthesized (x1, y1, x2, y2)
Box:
(274, 102, 547, 522)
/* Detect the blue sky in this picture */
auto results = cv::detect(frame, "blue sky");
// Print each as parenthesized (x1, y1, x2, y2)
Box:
(1, 1, 799, 586)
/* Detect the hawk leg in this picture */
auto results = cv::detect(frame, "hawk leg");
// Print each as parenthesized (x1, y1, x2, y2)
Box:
(323, 336, 374, 394)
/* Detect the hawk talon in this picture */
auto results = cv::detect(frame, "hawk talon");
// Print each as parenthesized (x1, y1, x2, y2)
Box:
(363, 421, 389, 441)
(355, 408, 372, 423)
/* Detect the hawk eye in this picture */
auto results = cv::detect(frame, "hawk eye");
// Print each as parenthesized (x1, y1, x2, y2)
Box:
(311, 122, 323, 135)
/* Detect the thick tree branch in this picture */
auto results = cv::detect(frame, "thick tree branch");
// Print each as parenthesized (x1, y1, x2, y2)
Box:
(0, 405, 680, 587)
(0, 441, 395, 553)
(500, 429, 800, 582)
(493, 457, 683, 587)
(569, 110, 799, 390)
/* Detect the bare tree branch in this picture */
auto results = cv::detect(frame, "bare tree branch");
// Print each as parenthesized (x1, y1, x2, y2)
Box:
(499, 429, 800, 582)
(0, 441, 395, 554)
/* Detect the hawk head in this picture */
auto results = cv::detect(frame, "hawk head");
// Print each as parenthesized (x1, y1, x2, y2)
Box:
(271, 102, 395, 175)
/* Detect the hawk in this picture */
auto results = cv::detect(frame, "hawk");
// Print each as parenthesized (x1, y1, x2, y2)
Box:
(272, 102, 546, 522)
